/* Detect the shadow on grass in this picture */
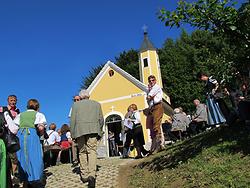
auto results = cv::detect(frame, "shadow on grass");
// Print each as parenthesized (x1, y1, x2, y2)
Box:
(137, 123, 250, 171)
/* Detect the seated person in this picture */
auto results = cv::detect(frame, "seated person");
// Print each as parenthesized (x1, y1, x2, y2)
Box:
(237, 83, 250, 124)
(171, 107, 190, 139)
(190, 99, 208, 135)
(44, 123, 61, 167)
(60, 124, 73, 149)
(58, 124, 73, 164)
(162, 118, 178, 142)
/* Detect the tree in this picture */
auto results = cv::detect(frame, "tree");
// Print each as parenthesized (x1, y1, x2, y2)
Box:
(159, 0, 250, 82)
(159, 0, 238, 31)
(81, 49, 139, 89)
(81, 30, 234, 112)
(115, 49, 140, 80)
(159, 30, 233, 112)
(81, 63, 104, 89)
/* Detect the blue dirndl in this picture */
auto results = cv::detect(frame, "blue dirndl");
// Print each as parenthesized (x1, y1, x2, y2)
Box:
(206, 96, 226, 126)
(17, 128, 44, 182)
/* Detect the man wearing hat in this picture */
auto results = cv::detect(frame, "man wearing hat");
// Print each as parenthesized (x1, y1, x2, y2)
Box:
(70, 89, 104, 188)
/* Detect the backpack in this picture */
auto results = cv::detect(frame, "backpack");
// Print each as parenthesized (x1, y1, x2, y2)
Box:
(0, 111, 20, 153)
(1, 106, 20, 120)
(0, 112, 6, 138)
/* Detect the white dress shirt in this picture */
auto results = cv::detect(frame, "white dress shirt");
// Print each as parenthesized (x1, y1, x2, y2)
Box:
(147, 84, 163, 108)
(14, 109, 47, 127)
(66, 131, 72, 140)
(4, 111, 19, 134)
(45, 130, 61, 146)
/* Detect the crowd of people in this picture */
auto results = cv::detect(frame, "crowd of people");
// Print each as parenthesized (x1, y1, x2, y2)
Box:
(0, 73, 249, 188)
(120, 73, 250, 158)
(0, 96, 47, 188)
(0, 92, 101, 188)
(162, 72, 250, 143)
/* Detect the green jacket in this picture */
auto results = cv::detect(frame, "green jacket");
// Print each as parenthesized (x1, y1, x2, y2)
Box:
(70, 99, 104, 139)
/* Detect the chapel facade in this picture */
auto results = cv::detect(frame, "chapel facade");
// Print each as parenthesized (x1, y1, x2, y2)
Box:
(87, 31, 173, 157)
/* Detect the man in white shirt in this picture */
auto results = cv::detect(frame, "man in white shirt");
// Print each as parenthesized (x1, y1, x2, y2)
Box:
(45, 123, 61, 146)
(147, 75, 164, 153)
(44, 123, 61, 166)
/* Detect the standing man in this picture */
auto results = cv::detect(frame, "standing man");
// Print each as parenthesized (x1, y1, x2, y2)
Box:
(68, 95, 82, 167)
(68, 95, 81, 118)
(146, 75, 164, 153)
(0, 95, 20, 118)
(70, 90, 104, 188)
(0, 95, 20, 187)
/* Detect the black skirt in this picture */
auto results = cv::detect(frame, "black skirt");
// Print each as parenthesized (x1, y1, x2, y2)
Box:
(133, 124, 145, 147)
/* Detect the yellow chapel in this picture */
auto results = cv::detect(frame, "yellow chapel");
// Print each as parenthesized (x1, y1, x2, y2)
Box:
(87, 31, 173, 157)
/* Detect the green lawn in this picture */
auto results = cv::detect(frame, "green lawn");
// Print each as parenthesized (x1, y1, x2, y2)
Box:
(128, 124, 250, 188)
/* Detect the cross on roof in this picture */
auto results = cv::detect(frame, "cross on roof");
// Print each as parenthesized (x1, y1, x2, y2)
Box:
(142, 24, 148, 34)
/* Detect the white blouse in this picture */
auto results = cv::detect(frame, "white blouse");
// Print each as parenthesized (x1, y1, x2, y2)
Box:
(4, 111, 19, 134)
(14, 109, 47, 127)
(131, 111, 141, 124)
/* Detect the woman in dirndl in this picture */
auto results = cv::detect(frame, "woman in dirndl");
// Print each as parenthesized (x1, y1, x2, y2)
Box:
(0, 136, 7, 188)
(14, 99, 47, 188)
(197, 72, 226, 127)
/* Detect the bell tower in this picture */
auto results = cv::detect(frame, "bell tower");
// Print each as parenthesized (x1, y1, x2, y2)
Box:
(139, 28, 163, 88)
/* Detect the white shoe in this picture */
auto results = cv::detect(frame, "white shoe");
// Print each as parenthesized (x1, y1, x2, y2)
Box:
(206, 127, 212, 131)
(165, 140, 172, 145)
(215, 124, 220, 128)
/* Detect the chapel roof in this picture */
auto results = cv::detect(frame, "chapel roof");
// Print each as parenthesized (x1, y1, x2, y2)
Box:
(87, 61, 174, 115)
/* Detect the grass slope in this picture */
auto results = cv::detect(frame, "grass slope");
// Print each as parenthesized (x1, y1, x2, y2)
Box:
(128, 124, 250, 188)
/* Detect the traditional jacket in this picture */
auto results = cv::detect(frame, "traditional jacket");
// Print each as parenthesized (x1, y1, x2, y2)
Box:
(70, 99, 104, 139)
(193, 103, 208, 122)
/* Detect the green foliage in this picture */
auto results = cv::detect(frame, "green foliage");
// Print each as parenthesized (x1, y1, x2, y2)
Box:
(159, 0, 250, 83)
(81, 49, 139, 89)
(115, 49, 140, 80)
(129, 124, 250, 188)
(159, 0, 238, 31)
(159, 30, 232, 112)
(81, 30, 234, 112)
(81, 63, 104, 89)
(233, 2, 250, 77)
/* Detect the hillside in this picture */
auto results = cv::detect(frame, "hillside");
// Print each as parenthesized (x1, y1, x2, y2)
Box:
(126, 124, 250, 188)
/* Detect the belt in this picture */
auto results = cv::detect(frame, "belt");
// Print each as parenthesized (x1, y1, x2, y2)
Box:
(153, 101, 162, 106)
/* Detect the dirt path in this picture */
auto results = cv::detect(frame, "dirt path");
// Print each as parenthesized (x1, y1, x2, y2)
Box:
(118, 159, 142, 188)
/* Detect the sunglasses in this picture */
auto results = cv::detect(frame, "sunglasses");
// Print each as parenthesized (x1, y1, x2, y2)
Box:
(148, 79, 155, 82)
(74, 99, 81, 102)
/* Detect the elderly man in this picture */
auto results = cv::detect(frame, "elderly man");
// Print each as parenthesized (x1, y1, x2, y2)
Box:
(44, 123, 61, 167)
(70, 89, 104, 188)
(0, 95, 20, 187)
(190, 99, 208, 135)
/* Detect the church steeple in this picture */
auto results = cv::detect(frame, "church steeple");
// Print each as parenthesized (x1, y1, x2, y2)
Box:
(139, 29, 163, 88)
(140, 29, 156, 52)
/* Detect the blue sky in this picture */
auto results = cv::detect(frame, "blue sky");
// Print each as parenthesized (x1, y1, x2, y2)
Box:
(0, 0, 246, 128)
